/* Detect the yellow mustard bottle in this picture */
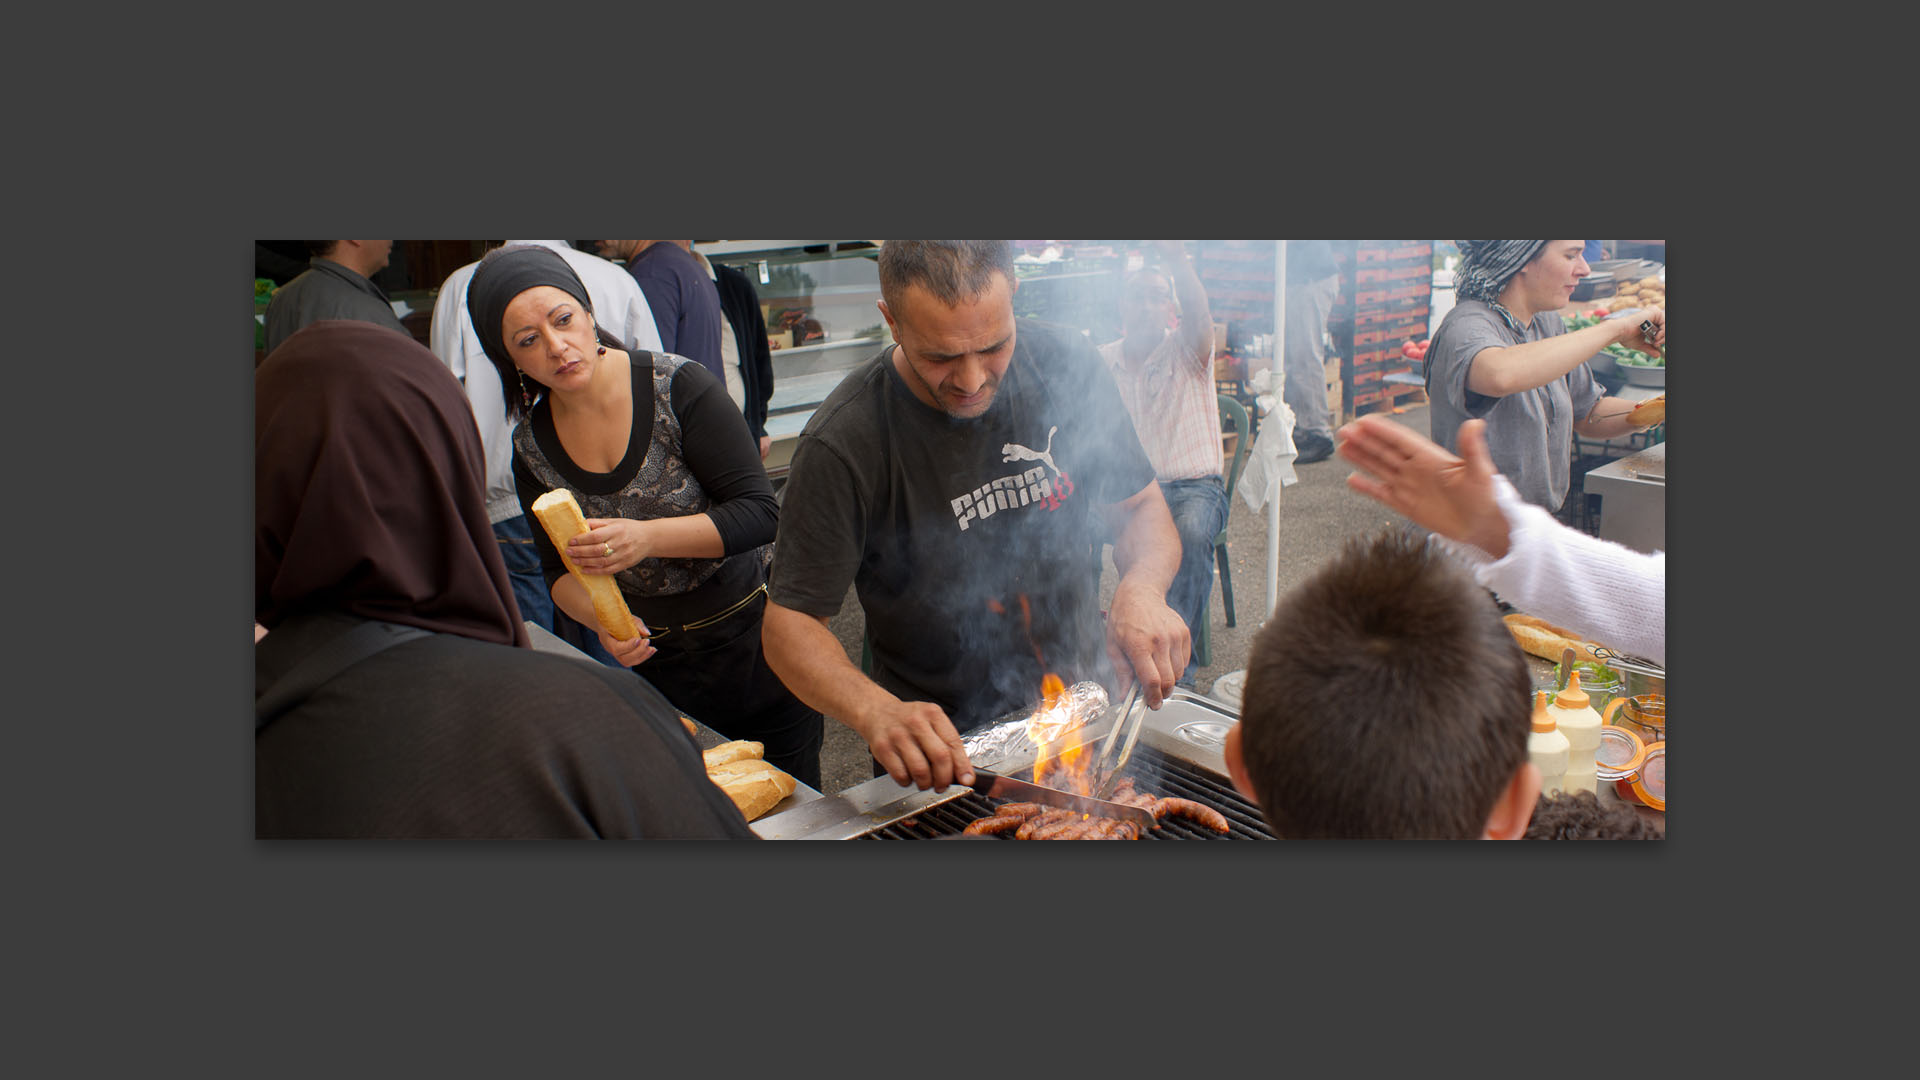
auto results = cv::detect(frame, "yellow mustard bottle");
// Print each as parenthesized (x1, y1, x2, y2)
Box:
(1548, 671, 1604, 795)
(1528, 690, 1570, 797)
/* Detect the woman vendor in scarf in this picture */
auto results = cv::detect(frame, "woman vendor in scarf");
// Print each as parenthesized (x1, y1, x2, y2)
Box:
(466, 246, 823, 789)
(255, 320, 755, 838)
(1423, 240, 1664, 513)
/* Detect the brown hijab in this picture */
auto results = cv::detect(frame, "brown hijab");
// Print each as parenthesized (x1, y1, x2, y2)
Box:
(255, 320, 530, 647)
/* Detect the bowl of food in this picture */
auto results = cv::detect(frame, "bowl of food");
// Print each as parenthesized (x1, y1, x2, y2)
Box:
(1606, 343, 1665, 387)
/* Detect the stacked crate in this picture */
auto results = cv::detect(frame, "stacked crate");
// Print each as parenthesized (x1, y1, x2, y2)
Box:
(1328, 241, 1432, 418)
(1196, 241, 1277, 339)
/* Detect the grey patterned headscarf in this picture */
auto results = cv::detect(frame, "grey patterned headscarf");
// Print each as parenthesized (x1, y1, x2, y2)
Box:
(1454, 240, 1547, 333)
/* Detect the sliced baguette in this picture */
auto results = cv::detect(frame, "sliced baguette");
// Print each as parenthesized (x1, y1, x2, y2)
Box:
(706, 758, 796, 822)
(1627, 395, 1665, 427)
(529, 488, 642, 640)
(1503, 613, 1608, 665)
(702, 740, 766, 770)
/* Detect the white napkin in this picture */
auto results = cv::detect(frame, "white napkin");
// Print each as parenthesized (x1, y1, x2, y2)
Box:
(1238, 399, 1298, 512)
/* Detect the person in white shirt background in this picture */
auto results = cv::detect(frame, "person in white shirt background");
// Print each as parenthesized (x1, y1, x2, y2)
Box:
(430, 241, 664, 663)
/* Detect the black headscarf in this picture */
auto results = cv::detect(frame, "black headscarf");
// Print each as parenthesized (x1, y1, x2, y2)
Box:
(1454, 240, 1548, 333)
(465, 244, 596, 373)
(255, 320, 530, 648)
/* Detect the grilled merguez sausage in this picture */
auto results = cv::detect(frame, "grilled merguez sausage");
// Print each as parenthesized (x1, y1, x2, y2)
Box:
(1152, 797, 1231, 834)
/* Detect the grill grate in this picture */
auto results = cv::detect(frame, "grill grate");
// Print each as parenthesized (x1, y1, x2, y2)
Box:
(860, 745, 1276, 840)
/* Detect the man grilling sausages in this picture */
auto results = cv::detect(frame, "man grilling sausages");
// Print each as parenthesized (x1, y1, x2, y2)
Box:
(762, 240, 1190, 792)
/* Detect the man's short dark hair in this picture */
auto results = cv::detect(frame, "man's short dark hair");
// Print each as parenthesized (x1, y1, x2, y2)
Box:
(306, 241, 341, 258)
(1524, 791, 1663, 840)
(1238, 527, 1532, 838)
(878, 240, 1016, 311)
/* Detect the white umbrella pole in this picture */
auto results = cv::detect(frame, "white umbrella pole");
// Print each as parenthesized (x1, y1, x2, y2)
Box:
(1267, 239, 1288, 617)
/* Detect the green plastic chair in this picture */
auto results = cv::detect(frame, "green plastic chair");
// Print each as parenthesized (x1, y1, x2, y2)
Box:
(1198, 393, 1253, 669)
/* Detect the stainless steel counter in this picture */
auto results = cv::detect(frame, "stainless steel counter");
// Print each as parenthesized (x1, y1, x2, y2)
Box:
(522, 621, 827, 825)
(1583, 441, 1666, 554)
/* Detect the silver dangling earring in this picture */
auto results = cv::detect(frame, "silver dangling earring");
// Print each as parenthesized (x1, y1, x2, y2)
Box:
(518, 371, 534, 412)
(592, 317, 606, 355)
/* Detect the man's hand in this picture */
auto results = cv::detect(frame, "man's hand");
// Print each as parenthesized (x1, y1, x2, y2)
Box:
(851, 699, 975, 792)
(1336, 415, 1510, 558)
(1104, 577, 1189, 709)
(758, 435, 772, 460)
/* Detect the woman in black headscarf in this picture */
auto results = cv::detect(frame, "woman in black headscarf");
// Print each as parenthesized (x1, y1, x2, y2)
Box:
(466, 246, 823, 789)
(1423, 240, 1665, 513)
(255, 320, 755, 838)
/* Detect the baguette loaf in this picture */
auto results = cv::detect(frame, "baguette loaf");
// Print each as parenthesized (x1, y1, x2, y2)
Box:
(702, 740, 766, 770)
(1627, 395, 1665, 427)
(529, 488, 642, 641)
(706, 758, 796, 822)
(1503, 613, 1609, 665)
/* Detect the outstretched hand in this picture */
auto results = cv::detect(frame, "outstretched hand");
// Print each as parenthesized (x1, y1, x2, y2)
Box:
(1335, 416, 1512, 559)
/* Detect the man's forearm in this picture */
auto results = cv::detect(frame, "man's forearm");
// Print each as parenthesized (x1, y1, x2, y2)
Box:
(1108, 487, 1180, 597)
(760, 602, 895, 735)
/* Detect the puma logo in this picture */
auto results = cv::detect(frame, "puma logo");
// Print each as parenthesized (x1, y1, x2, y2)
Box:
(1001, 426, 1060, 479)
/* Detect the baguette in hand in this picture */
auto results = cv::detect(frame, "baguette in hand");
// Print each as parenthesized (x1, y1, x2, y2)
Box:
(1627, 395, 1665, 428)
(529, 488, 642, 641)
(706, 758, 796, 822)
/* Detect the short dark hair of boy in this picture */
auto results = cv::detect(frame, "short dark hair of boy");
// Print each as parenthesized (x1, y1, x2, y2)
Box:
(1524, 790, 1663, 840)
(878, 240, 1016, 312)
(1238, 528, 1532, 838)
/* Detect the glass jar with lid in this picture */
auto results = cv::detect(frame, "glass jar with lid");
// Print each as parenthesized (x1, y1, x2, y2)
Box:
(1603, 693, 1665, 745)
(1593, 725, 1647, 783)
(1614, 743, 1666, 812)
(1554, 658, 1624, 713)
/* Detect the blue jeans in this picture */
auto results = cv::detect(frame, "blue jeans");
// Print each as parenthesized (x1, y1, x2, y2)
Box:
(1159, 476, 1230, 686)
(495, 514, 621, 666)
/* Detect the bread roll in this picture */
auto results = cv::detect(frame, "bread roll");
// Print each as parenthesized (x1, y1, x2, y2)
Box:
(702, 740, 766, 770)
(529, 488, 642, 640)
(1628, 395, 1665, 427)
(1638, 276, 1662, 289)
(1503, 613, 1608, 665)
(707, 759, 797, 821)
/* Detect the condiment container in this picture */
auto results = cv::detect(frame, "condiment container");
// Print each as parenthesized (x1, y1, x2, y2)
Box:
(1603, 694, 1665, 745)
(1614, 743, 1666, 811)
(1548, 671, 1603, 796)
(1593, 725, 1647, 782)
(1528, 690, 1570, 796)
(1556, 659, 1623, 713)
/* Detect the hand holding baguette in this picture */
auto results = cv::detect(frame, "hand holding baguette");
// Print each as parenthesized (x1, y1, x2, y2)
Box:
(530, 488, 643, 641)
(1627, 394, 1665, 428)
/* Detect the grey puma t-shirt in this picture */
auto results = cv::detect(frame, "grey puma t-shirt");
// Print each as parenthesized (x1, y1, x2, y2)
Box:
(770, 320, 1156, 730)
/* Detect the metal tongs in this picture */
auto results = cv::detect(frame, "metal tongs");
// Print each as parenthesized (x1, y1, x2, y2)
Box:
(1089, 682, 1145, 799)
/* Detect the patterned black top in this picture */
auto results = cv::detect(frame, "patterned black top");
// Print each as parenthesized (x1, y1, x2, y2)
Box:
(512, 351, 777, 626)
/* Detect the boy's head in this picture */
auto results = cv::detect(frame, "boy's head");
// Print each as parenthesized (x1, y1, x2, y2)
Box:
(1223, 528, 1539, 839)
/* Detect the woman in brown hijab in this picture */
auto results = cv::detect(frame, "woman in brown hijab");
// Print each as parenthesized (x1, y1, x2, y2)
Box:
(254, 320, 755, 838)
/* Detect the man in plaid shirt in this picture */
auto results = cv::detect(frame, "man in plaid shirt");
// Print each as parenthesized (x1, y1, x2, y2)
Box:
(1099, 240, 1228, 687)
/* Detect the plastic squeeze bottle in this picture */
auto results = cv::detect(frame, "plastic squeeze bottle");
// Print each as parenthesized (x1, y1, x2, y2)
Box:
(1528, 690, 1570, 797)
(1549, 671, 1604, 796)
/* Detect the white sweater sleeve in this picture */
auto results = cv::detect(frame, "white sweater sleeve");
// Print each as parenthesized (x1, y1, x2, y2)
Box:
(1441, 476, 1666, 667)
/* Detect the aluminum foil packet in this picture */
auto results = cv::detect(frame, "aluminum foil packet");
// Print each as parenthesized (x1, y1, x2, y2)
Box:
(961, 681, 1109, 772)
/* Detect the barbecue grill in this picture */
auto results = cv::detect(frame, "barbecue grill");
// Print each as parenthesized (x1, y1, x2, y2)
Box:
(751, 690, 1277, 840)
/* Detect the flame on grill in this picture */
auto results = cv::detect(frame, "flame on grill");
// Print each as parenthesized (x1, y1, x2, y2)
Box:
(1028, 671, 1095, 799)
